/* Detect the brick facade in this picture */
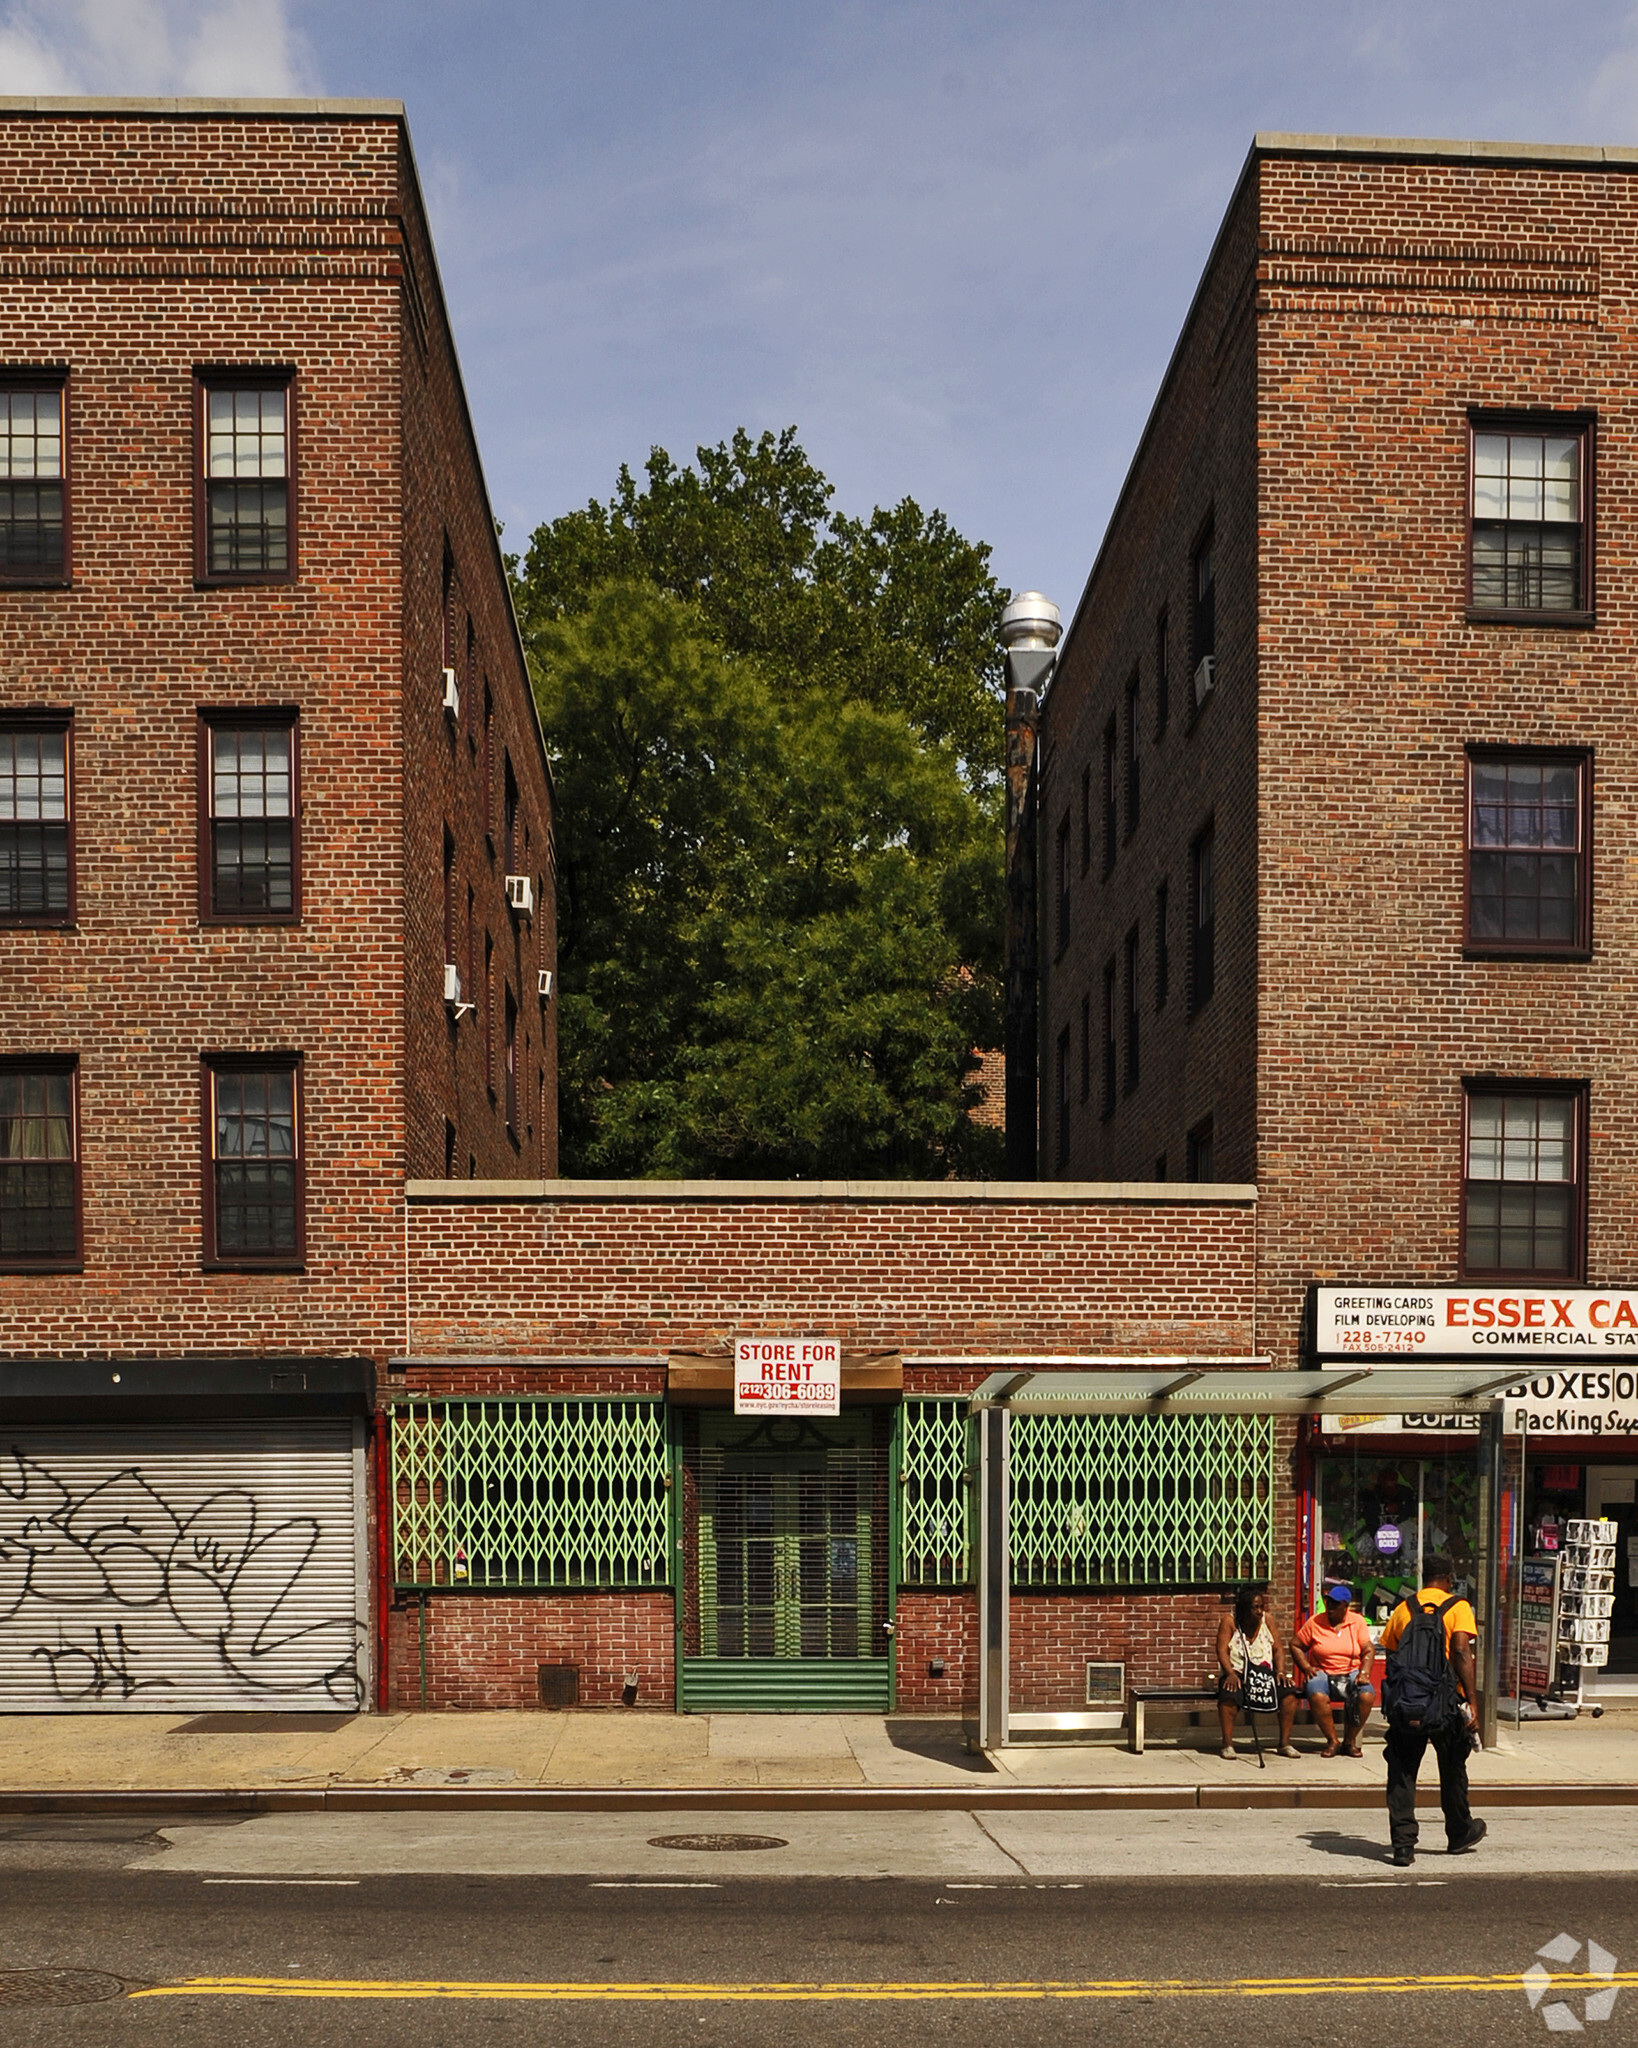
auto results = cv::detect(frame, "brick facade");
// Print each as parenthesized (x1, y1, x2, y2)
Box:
(1040, 135, 1638, 1376)
(0, 101, 555, 1363)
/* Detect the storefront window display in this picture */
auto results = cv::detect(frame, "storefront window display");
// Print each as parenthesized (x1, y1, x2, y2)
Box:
(1315, 1451, 1479, 1627)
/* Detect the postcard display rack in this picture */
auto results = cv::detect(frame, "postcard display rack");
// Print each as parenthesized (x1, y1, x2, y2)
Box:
(1557, 1518, 1618, 1706)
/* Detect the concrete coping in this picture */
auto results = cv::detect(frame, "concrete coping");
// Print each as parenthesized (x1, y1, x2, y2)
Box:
(1256, 130, 1638, 169)
(405, 1178, 1258, 1206)
(0, 96, 405, 118)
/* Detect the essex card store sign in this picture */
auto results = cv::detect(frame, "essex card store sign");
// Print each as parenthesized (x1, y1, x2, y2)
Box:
(734, 1338, 841, 1417)
(1316, 1287, 1638, 1436)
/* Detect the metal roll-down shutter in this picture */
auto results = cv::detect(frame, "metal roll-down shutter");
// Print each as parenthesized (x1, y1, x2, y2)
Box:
(0, 1421, 367, 1712)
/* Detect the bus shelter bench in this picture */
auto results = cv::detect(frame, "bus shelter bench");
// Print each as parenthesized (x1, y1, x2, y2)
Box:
(1129, 1685, 1222, 1754)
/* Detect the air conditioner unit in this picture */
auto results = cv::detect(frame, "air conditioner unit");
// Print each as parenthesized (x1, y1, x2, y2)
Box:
(1193, 654, 1215, 706)
(443, 962, 461, 1005)
(505, 874, 534, 916)
(442, 667, 461, 719)
(538, 969, 553, 999)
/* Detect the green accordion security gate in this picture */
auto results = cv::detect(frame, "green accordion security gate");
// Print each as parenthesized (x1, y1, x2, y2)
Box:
(676, 1408, 893, 1711)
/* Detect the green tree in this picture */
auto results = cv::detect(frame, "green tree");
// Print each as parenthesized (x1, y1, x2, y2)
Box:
(514, 427, 1008, 788)
(530, 580, 1003, 1179)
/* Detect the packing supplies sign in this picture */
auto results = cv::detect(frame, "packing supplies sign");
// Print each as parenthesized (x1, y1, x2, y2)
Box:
(734, 1337, 841, 1416)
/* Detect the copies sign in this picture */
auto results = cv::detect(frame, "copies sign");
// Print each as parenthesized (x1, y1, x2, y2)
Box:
(734, 1338, 841, 1417)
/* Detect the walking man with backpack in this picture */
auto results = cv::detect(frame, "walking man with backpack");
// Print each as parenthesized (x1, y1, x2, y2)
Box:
(1379, 1552, 1487, 1866)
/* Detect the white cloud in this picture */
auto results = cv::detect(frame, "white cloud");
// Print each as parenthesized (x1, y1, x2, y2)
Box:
(0, 0, 316, 97)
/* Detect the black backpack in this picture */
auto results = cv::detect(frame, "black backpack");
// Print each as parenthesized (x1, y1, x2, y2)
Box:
(1382, 1592, 1462, 1733)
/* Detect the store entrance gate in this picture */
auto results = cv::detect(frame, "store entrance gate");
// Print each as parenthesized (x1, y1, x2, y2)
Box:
(676, 1409, 892, 1710)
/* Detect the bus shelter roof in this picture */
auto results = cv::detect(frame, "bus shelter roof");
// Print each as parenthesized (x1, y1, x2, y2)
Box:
(967, 1365, 1519, 1414)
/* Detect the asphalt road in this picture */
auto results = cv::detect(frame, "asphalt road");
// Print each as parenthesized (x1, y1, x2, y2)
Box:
(1, 1813, 1635, 2045)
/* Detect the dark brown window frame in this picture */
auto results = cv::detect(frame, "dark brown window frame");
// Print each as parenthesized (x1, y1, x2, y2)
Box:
(1055, 813, 1071, 958)
(1100, 957, 1117, 1120)
(1078, 990, 1091, 1104)
(1187, 1115, 1215, 1184)
(1101, 717, 1118, 878)
(193, 366, 298, 587)
(1465, 409, 1595, 627)
(504, 983, 520, 1141)
(1079, 764, 1091, 877)
(1189, 518, 1216, 729)
(200, 1051, 305, 1272)
(1124, 670, 1141, 840)
(1459, 1078, 1587, 1283)
(0, 1052, 81, 1271)
(196, 707, 301, 925)
(0, 707, 75, 928)
(1154, 608, 1169, 740)
(1463, 744, 1591, 959)
(1123, 924, 1140, 1093)
(1055, 1024, 1071, 1167)
(0, 367, 71, 588)
(1189, 820, 1215, 1016)
(1154, 878, 1169, 1010)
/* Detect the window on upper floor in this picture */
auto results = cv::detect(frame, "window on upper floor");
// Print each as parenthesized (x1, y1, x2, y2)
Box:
(1079, 765, 1091, 877)
(1463, 1084, 1584, 1280)
(1154, 879, 1169, 1010)
(1124, 925, 1140, 1093)
(1055, 1025, 1071, 1167)
(1154, 609, 1170, 740)
(1101, 958, 1117, 1119)
(1187, 1116, 1214, 1184)
(0, 379, 66, 582)
(1078, 991, 1091, 1104)
(505, 986, 519, 1140)
(1189, 824, 1215, 1014)
(197, 373, 293, 582)
(1102, 717, 1117, 877)
(1124, 671, 1141, 838)
(1469, 418, 1590, 619)
(0, 716, 72, 925)
(204, 1057, 302, 1269)
(0, 1058, 79, 1269)
(1466, 748, 1589, 956)
(1191, 526, 1216, 709)
(201, 712, 297, 921)
(1055, 813, 1071, 956)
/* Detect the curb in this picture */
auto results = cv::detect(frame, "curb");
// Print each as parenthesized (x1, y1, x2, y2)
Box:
(1, 1783, 1636, 1815)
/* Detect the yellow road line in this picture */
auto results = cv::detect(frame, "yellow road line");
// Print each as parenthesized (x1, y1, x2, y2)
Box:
(131, 1970, 1638, 2004)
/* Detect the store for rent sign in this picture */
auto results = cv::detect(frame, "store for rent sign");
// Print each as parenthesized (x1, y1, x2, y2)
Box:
(733, 1337, 841, 1416)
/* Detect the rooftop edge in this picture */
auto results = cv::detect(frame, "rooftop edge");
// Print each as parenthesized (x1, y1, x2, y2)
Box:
(1255, 130, 1638, 168)
(0, 95, 405, 118)
(406, 1178, 1258, 1205)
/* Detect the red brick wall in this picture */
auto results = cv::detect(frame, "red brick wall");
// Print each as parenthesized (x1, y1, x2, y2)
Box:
(386, 1591, 672, 1711)
(1040, 164, 1261, 1190)
(0, 107, 551, 1363)
(403, 1184, 1257, 1361)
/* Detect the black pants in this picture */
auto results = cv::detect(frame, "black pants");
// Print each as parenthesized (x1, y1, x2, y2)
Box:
(1385, 1719, 1472, 1851)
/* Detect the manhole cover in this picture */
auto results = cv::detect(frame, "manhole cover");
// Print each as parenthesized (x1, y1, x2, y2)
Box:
(647, 1833, 789, 1853)
(0, 1969, 128, 2007)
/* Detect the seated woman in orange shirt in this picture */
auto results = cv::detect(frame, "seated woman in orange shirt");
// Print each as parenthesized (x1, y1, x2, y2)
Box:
(1292, 1581, 1376, 1757)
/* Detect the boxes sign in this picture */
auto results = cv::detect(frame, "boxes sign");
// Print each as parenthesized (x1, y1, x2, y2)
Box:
(734, 1338, 841, 1417)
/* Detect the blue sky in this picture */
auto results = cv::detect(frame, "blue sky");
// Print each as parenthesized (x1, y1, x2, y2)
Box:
(5, 1, 1638, 616)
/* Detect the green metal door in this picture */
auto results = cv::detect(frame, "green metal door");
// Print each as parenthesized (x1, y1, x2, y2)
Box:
(678, 1409, 891, 1710)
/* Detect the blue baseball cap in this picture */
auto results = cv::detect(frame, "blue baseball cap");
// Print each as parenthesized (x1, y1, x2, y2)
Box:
(1324, 1583, 1353, 1604)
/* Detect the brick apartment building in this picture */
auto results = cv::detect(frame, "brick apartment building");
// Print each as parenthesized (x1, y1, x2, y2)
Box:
(1034, 132, 1638, 1684)
(0, 98, 555, 1712)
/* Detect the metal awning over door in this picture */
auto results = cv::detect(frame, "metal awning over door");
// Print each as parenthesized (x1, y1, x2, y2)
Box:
(0, 1421, 368, 1713)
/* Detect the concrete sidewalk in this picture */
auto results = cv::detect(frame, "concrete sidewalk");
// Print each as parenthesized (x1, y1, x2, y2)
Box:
(0, 1707, 1635, 1802)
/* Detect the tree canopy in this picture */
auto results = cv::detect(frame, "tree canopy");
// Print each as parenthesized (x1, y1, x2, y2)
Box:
(515, 427, 1008, 790)
(513, 432, 1008, 1179)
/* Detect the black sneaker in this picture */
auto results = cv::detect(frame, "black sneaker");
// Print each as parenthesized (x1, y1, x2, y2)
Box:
(1449, 1819, 1487, 1854)
(1391, 1845, 1414, 1867)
